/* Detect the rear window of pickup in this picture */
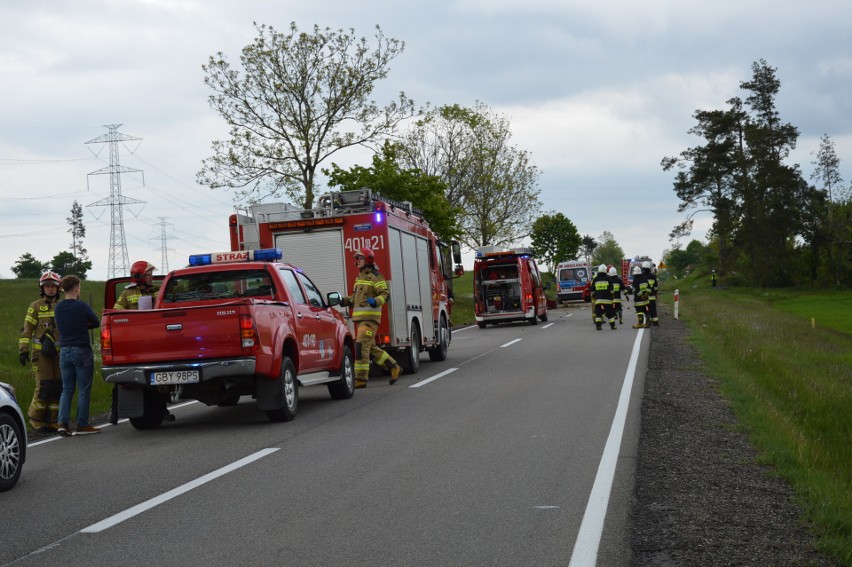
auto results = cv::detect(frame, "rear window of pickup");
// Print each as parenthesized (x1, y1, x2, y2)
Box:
(161, 269, 276, 304)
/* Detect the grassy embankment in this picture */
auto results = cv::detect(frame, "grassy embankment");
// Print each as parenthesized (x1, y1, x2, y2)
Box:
(658, 276, 851, 564)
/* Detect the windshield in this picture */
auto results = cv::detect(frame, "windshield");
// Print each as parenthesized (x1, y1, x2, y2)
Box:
(161, 269, 275, 304)
(559, 267, 588, 282)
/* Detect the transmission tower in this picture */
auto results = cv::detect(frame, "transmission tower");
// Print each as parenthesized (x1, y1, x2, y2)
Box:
(154, 217, 175, 272)
(86, 124, 145, 278)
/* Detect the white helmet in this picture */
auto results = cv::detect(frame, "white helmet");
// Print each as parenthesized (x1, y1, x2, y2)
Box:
(632, 266, 642, 275)
(597, 264, 607, 273)
(608, 266, 617, 276)
(642, 261, 651, 269)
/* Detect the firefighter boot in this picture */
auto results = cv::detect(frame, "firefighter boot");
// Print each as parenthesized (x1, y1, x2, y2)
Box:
(611, 322, 617, 330)
(388, 364, 402, 385)
(632, 314, 645, 329)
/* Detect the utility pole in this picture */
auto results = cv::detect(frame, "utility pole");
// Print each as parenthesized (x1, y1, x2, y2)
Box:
(86, 124, 145, 278)
(154, 217, 174, 272)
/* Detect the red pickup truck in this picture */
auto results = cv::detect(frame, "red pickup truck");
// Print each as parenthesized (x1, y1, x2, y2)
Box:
(100, 249, 355, 430)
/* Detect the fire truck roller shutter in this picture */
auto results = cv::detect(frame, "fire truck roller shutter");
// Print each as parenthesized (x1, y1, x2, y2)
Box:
(274, 230, 347, 312)
(388, 227, 408, 342)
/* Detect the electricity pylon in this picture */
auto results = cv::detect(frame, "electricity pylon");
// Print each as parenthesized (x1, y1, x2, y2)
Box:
(86, 124, 145, 278)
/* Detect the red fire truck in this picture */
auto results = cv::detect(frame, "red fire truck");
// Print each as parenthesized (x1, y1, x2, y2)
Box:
(473, 247, 548, 328)
(229, 189, 463, 374)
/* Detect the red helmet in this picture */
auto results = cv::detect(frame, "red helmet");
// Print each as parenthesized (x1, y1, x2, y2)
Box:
(354, 248, 374, 262)
(39, 271, 62, 288)
(131, 260, 156, 282)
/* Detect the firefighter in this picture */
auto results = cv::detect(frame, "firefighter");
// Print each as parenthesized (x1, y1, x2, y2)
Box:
(643, 261, 660, 326)
(112, 260, 171, 423)
(631, 265, 651, 328)
(711, 269, 717, 287)
(591, 264, 617, 331)
(608, 266, 624, 324)
(18, 271, 63, 432)
(340, 248, 403, 388)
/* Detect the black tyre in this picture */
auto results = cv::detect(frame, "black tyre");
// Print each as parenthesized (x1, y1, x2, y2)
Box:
(266, 356, 298, 422)
(129, 389, 167, 430)
(0, 413, 24, 492)
(539, 309, 548, 322)
(428, 316, 449, 362)
(477, 321, 487, 329)
(528, 313, 539, 325)
(404, 323, 421, 375)
(328, 345, 355, 400)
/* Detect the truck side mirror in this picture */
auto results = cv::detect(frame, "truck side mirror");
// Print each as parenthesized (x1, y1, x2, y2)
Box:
(454, 266, 465, 277)
(326, 292, 342, 307)
(451, 241, 462, 265)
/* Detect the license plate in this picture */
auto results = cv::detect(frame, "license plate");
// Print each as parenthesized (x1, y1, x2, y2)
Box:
(150, 370, 200, 385)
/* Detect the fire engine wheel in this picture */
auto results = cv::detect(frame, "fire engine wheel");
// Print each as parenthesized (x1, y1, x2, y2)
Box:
(328, 344, 355, 400)
(428, 316, 449, 362)
(528, 313, 539, 325)
(266, 356, 298, 422)
(404, 324, 421, 375)
(129, 390, 167, 430)
(539, 310, 548, 322)
(477, 322, 487, 329)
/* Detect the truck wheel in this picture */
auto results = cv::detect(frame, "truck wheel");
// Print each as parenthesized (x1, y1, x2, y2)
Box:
(528, 313, 539, 325)
(328, 345, 355, 400)
(477, 322, 486, 329)
(266, 356, 298, 422)
(428, 316, 449, 362)
(404, 324, 421, 375)
(540, 309, 548, 322)
(0, 413, 24, 492)
(129, 390, 167, 430)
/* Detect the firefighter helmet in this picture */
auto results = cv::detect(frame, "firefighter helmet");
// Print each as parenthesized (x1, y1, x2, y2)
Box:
(642, 261, 651, 269)
(39, 271, 62, 288)
(597, 264, 607, 273)
(130, 260, 156, 282)
(354, 248, 374, 262)
(608, 266, 617, 277)
(632, 266, 642, 275)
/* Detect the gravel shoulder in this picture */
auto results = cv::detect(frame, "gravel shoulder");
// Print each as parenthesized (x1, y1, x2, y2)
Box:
(630, 303, 837, 566)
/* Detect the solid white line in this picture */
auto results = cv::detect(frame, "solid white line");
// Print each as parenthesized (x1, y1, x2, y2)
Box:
(409, 367, 458, 388)
(500, 338, 523, 348)
(80, 448, 279, 533)
(542, 323, 554, 329)
(568, 328, 644, 567)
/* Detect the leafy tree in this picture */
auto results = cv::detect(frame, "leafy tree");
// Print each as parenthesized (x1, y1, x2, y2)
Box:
(50, 251, 92, 279)
(324, 141, 461, 240)
(810, 134, 847, 286)
(664, 240, 707, 277)
(398, 102, 542, 249)
(199, 22, 416, 208)
(580, 234, 597, 264)
(590, 231, 625, 268)
(12, 253, 47, 278)
(529, 212, 581, 274)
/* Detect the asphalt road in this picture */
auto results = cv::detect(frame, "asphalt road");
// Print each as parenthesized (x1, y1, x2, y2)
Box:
(0, 304, 650, 567)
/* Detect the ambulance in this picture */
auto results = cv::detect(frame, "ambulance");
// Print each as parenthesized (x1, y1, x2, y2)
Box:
(228, 189, 463, 374)
(555, 259, 591, 302)
(473, 247, 548, 328)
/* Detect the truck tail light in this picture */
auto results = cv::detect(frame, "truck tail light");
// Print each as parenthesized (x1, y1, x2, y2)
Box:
(525, 293, 534, 304)
(240, 314, 260, 352)
(100, 323, 112, 361)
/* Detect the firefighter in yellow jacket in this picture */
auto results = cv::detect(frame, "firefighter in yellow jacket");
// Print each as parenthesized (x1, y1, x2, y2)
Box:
(340, 248, 403, 388)
(18, 271, 63, 431)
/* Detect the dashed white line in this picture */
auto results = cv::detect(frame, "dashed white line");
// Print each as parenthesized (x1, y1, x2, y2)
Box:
(80, 448, 279, 533)
(500, 338, 523, 348)
(542, 323, 554, 329)
(409, 367, 458, 388)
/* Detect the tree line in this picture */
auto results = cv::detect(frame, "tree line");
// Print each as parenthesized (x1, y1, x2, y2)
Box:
(11, 201, 92, 279)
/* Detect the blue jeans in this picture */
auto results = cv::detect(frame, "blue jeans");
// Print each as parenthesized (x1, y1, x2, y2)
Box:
(58, 346, 94, 427)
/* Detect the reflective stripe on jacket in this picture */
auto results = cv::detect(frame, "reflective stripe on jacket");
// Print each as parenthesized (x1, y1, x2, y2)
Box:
(19, 297, 60, 354)
(342, 267, 390, 323)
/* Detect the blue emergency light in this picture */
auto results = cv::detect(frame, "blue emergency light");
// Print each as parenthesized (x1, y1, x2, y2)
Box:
(188, 248, 283, 266)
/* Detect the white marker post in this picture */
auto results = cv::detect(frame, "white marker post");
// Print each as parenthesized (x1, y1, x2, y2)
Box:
(674, 289, 679, 320)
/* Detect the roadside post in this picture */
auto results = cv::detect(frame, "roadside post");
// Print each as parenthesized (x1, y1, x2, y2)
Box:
(674, 289, 679, 319)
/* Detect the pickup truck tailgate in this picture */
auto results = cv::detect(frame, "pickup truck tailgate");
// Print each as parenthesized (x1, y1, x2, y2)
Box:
(105, 306, 245, 364)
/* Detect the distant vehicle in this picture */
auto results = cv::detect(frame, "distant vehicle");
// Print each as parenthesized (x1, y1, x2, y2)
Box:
(474, 247, 548, 328)
(100, 248, 355, 429)
(555, 260, 591, 303)
(0, 381, 26, 492)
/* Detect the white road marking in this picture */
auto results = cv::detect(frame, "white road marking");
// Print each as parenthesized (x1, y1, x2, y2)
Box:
(542, 323, 554, 329)
(568, 328, 644, 566)
(500, 338, 523, 348)
(409, 367, 458, 388)
(80, 448, 279, 533)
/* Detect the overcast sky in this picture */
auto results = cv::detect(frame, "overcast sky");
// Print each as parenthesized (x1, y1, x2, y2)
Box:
(2, 0, 851, 280)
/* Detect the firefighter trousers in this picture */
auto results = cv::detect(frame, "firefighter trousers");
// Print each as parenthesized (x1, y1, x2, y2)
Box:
(354, 321, 398, 386)
(593, 301, 616, 328)
(28, 355, 62, 429)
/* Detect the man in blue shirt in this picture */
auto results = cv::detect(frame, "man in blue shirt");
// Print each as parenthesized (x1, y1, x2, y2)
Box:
(54, 275, 101, 436)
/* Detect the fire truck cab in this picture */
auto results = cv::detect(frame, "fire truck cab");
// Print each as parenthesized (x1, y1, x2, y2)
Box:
(229, 189, 463, 375)
(474, 247, 548, 328)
